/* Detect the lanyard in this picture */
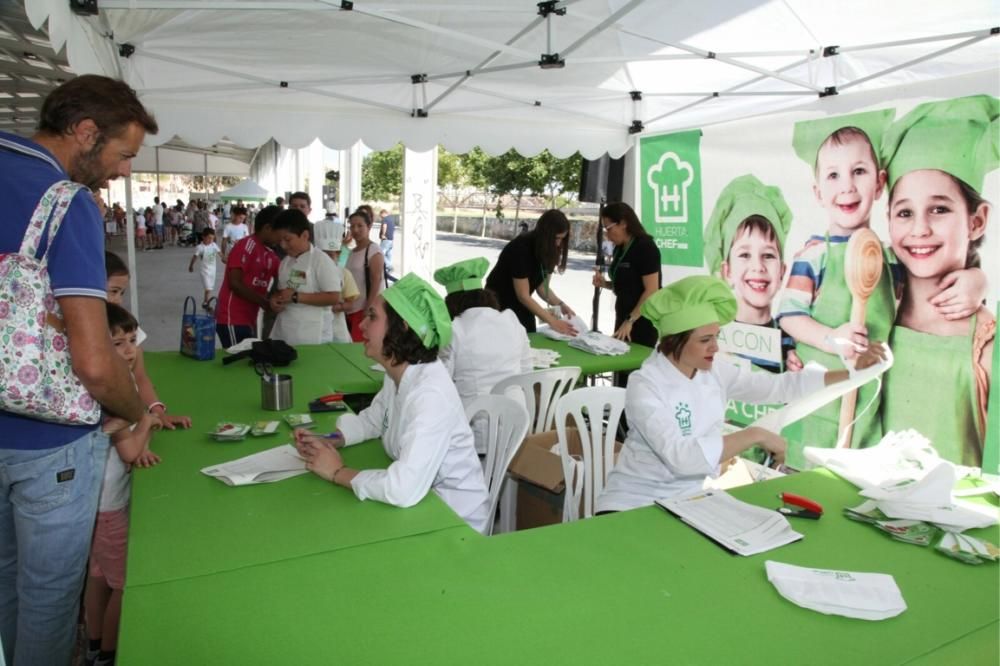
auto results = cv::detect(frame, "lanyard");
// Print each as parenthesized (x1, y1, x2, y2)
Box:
(608, 238, 635, 283)
(539, 261, 552, 301)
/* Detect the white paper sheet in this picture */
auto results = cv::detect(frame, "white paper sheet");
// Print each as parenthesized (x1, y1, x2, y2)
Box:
(201, 444, 308, 486)
(657, 490, 802, 556)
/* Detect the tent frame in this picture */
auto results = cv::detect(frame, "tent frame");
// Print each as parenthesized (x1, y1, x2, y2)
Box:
(80, 0, 997, 138)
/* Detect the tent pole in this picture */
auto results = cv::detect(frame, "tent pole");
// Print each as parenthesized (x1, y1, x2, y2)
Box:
(334, 3, 536, 59)
(425, 16, 543, 111)
(154, 146, 160, 202)
(560, 0, 644, 58)
(838, 28, 997, 54)
(839, 34, 994, 91)
(123, 175, 139, 318)
(136, 50, 410, 114)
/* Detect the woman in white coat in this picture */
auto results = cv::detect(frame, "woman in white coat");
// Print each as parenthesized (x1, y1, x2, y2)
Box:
(294, 273, 491, 533)
(434, 257, 533, 454)
(596, 276, 886, 513)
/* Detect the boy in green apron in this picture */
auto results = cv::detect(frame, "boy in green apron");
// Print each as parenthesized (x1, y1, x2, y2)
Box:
(704, 174, 797, 373)
(779, 110, 899, 466)
(880, 95, 997, 467)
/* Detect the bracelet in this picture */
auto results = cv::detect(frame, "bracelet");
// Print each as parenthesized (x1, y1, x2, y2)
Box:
(147, 401, 166, 414)
(332, 466, 345, 484)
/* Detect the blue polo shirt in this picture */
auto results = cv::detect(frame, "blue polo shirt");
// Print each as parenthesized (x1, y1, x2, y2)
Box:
(0, 132, 108, 450)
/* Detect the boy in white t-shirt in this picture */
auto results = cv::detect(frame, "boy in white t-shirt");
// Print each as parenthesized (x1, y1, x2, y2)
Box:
(221, 205, 250, 258)
(188, 228, 221, 310)
(84, 304, 162, 666)
(268, 208, 350, 344)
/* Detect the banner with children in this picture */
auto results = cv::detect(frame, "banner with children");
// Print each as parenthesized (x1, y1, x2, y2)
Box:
(638, 85, 999, 473)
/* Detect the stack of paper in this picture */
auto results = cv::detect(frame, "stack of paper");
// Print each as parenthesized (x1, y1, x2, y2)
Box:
(765, 561, 907, 620)
(656, 490, 802, 556)
(201, 444, 308, 486)
(568, 331, 630, 356)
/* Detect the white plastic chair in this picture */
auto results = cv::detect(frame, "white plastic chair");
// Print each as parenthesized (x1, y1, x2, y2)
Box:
(555, 386, 626, 522)
(491, 366, 582, 435)
(465, 395, 530, 536)
(490, 366, 581, 533)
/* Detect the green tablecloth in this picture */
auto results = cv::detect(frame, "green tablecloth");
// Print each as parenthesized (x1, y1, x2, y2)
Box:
(119, 471, 998, 665)
(528, 332, 653, 375)
(134, 349, 467, 586)
(324, 342, 386, 392)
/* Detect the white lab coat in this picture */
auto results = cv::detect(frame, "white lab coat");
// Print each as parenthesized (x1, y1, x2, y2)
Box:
(270, 245, 350, 345)
(337, 360, 491, 534)
(596, 352, 826, 512)
(439, 307, 532, 454)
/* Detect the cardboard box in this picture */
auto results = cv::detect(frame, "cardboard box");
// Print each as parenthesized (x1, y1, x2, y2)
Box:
(507, 427, 622, 529)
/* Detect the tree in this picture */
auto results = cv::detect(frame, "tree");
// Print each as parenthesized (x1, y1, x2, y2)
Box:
(183, 175, 242, 194)
(361, 144, 404, 201)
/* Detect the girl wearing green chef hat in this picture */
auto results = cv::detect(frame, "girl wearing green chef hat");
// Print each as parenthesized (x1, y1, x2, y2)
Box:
(596, 276, 887, 513)
(293, 273, 491, 533)
(704, 174, 798, 373)
(880, 95, 997, 467)
(434, 257, 532, 455)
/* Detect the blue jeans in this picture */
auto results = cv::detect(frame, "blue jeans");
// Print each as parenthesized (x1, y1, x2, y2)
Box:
(380, 239, 394, 272)
(0, 430, 109, 666)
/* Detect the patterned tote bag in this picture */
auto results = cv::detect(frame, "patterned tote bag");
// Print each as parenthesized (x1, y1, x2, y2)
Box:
(0, 180, 102, 424)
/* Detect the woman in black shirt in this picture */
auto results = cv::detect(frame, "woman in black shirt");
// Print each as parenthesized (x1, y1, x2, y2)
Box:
(592, 202, 661, 347)
(485, 210, 578, 335)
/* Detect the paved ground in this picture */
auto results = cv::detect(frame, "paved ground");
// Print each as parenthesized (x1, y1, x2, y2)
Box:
(109, 227, 619, 351)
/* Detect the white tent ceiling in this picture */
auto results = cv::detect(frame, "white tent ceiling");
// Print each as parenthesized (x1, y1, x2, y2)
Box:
(22, 0, 1000, 158)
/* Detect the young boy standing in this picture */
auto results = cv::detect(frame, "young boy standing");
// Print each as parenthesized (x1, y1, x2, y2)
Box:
(215, 206, 281, 348)
(84, 304, 162, 666)
(778, 110, 899, 458)
(268, 208, 349, 344)
(188, 228, 221, 310)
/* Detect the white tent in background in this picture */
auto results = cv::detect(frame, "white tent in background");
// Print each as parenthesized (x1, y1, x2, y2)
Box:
(216, 179, 270, 202)
(21, 0, 998, 157)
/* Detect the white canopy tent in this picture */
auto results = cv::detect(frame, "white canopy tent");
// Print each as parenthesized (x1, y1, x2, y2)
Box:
(21, 0, 999, 158)
(216, 179, 270, 201)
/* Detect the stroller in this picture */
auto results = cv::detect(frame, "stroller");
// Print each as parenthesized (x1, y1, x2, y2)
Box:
(177, 221, 197, 247)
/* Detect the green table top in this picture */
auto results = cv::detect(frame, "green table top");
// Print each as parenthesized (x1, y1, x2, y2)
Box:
(324, 342, 386, 392)
(133, 350, 468, 587)
(119, 471, 998, 665)
(528, 332, 654, 374)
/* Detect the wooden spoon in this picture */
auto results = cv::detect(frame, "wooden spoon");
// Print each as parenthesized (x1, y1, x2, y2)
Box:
(838, 228, 883, 447)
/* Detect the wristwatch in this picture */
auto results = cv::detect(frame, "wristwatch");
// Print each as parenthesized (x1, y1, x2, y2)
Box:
(292, 291, 299, 304)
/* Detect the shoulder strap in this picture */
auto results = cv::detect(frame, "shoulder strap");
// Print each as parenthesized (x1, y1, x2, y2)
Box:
(20, 180, 85, 266)
(363, 243, 371, 297)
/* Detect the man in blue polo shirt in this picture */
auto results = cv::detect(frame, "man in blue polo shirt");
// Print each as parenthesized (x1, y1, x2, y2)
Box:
(0, 75, 158, 666)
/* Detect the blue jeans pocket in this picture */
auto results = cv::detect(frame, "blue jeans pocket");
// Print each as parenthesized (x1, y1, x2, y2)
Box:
(8, 437, 95, 516)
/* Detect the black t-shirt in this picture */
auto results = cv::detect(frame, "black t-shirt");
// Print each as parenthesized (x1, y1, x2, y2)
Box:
(610, 235, 661, 347)
(485, 233, 545, 332)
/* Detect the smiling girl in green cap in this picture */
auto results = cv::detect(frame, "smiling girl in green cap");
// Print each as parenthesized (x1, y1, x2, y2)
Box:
(880, 95, 997, 467)
(293, 273, 491, 533)
(434, 257, 532, 455)
(595, 276, 886, 513)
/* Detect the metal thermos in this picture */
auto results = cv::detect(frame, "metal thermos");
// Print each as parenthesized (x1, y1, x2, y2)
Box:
(261, 373, 293, 411)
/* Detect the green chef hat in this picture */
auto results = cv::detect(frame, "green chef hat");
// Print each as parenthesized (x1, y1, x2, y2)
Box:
(792, 108, 895, 170)
(881, 95, 999, 193)
(433, 257, 490, 294)
(382, 273, 453, 349)
(641, 276, 737, 337)
(703, 174, 793, 276)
